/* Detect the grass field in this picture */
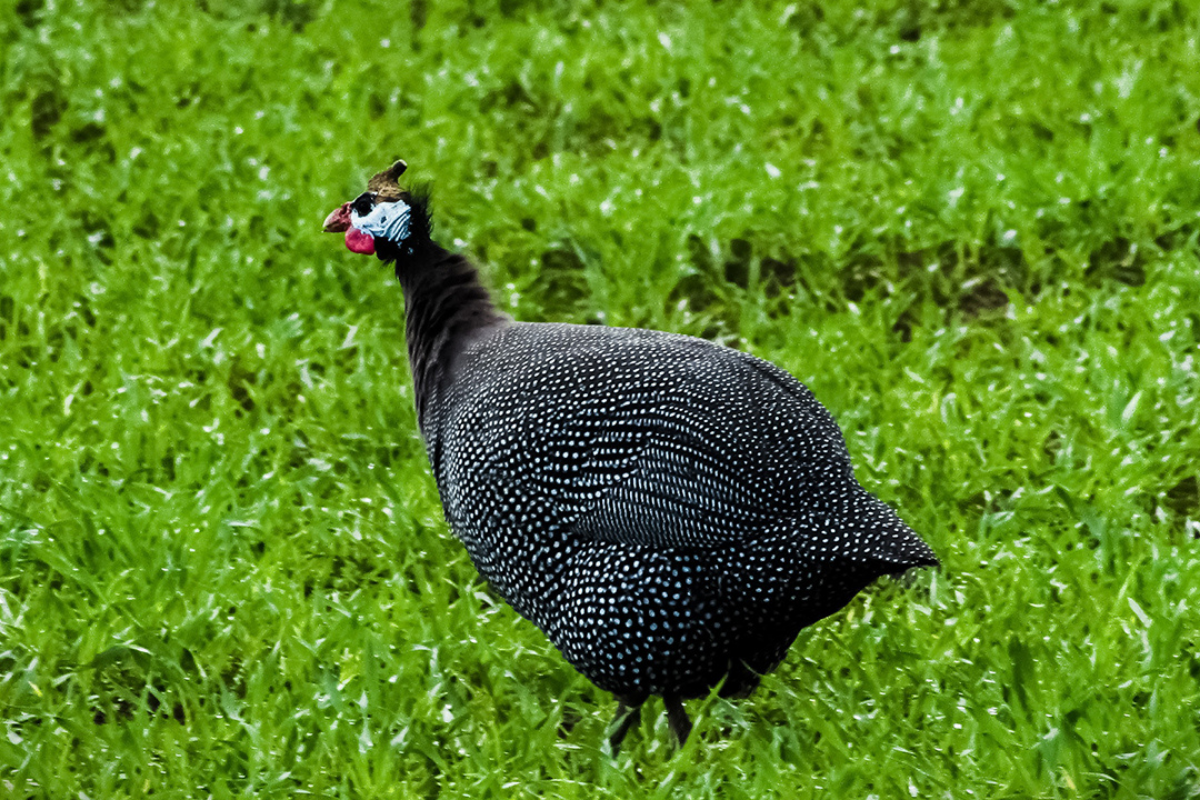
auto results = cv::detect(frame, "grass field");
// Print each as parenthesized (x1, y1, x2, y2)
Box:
(2, 0, 1200, 796)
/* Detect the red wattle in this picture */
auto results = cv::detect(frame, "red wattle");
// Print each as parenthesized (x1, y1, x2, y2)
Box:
(345, 228, 375, 255)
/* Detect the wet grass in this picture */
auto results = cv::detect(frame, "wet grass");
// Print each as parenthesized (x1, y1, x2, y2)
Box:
(1, 0, 1199, 797)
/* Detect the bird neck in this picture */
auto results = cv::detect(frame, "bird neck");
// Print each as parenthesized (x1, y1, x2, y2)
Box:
(394, 241, 507, 428)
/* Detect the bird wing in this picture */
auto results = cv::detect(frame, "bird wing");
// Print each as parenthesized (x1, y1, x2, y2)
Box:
(436, 323, 855, 551)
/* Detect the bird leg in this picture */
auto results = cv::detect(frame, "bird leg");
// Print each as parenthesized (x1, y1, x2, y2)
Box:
(663, 695, 692, 746)
(607, 700, 643, 755)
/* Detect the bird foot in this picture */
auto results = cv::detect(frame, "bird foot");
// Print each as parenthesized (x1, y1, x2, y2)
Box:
(664, 695, 692, 746)
(607, 701, 643, 756)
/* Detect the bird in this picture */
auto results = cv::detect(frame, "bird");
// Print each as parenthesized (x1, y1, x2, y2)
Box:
(322, 159, 939, 752)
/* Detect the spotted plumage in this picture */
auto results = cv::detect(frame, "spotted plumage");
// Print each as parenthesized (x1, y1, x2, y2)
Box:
(323, 160, 939, 751)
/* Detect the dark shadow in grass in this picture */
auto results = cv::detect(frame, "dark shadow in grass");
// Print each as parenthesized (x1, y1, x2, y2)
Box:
(699, 230, 1026, 341)
(1161, 476, 1200, 539)
(227, 358, 258, 414)
(15, 0, 45, 27)
(666, 234, 739, 339)
(1086, 236, 1147, 288)
(31, 88, 65, 141)
(83, 644, 192, 727)
(655, 214, 1192, 347)
(529, 246, 591, 319)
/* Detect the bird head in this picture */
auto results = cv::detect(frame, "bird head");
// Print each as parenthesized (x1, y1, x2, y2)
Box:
(322, 159, 426, 259)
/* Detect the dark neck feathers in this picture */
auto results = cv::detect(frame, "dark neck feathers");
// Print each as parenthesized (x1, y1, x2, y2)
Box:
(387, 199, 506, 428)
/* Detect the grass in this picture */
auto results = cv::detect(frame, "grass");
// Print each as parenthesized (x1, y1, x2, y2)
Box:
(2, 0, 1199, 796)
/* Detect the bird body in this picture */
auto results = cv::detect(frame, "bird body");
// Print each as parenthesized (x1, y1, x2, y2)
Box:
(323, 160, 938, 749)
(432, 322, 931, 699)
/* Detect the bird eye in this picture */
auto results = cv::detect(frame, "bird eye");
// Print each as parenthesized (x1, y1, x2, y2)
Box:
(351, 192, 377, 216)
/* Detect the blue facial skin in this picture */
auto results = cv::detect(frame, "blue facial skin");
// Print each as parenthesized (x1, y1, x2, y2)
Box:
(351, 199, 412, 245)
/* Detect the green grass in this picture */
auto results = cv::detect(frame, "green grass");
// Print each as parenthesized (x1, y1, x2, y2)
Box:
(2, 0, 1199, 796)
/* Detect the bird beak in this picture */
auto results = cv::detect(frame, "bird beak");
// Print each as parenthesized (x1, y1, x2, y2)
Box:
(323, 203, 352, 232)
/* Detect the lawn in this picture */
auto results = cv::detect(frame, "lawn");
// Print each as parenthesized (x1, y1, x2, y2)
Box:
(2, 0, 1199, 797)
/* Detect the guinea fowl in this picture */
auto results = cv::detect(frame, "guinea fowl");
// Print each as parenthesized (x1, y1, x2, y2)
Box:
(323, 159, 939, 751)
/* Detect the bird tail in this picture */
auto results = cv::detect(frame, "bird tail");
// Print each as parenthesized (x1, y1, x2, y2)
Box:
(852, 495, 939, 574)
